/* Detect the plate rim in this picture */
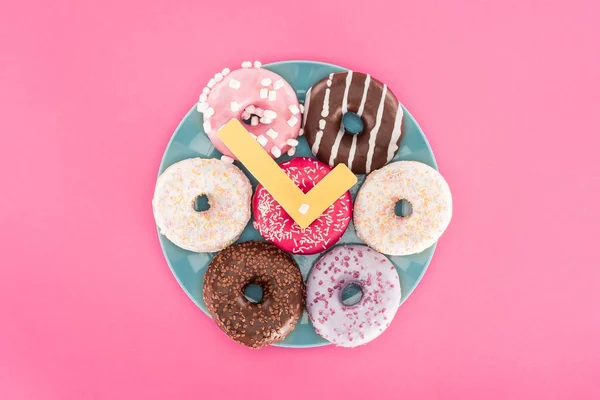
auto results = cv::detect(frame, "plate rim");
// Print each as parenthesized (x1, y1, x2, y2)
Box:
(155, 60, 439, 348)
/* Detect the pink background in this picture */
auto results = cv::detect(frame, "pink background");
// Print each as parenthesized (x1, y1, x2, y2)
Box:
(1, 0, 599, 398)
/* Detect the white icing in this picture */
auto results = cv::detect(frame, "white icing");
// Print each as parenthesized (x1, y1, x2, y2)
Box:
(365, 85, 387, 173)
(302, 88, 311, 127)
(321, 88, 331, 118)
(329, 71, 353, 166)
(357, 74, 371, 116)
(386, 105, 404, 162)
(312, 130, 323, 155)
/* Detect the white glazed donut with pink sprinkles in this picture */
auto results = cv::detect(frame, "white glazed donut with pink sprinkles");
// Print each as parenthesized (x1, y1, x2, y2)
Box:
(306, 244, 401, 347)
(354, 161, 452, 256)
(197, 61, 302, 161)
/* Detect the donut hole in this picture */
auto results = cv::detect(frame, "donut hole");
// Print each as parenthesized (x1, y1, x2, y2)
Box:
(342, 112, 364, 135)
(341, 283, 363, 306)
(243, 283, 264, 303)
(394, 199, 413, 218)
(193, 194, 211, 212)
(242, 111, 262, 126)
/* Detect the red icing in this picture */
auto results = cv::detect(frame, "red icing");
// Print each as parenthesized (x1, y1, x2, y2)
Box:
(252, 157, 352, 255)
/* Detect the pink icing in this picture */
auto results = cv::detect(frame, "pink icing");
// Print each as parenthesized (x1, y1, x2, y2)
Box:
(306, 244, 401, 347)
(202, 67, 301, 159)
(252, 157, 352, 255)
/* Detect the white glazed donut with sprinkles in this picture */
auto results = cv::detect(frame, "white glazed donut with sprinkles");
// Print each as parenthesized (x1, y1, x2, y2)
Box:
(306, 244, 401, 347)
(354, 161, 452, 256)
(197, 61, 302, 161)
(152, 158, 252, 252)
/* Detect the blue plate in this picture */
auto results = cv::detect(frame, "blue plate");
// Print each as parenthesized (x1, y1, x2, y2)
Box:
(156, 60, 438, 348)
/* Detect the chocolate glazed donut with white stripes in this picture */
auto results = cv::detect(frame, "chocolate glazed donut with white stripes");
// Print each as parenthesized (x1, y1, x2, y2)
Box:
(303, 71, 403, 174)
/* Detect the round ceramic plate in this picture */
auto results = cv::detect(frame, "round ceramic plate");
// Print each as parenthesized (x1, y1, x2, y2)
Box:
(156, 60, 438, 348)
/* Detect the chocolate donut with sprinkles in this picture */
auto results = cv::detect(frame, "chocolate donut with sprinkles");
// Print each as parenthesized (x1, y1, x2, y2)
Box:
(252, 157, 352, 255)
(303, 71, 403, 174)
(203, 241, 305, 349)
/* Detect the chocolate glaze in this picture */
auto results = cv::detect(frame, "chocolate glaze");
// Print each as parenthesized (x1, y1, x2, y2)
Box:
(203, 241, 305, 349)
(303, 71, 403, 174)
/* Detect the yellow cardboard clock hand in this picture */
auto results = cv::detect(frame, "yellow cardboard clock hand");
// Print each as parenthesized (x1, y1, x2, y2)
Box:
(217, 119, 357, 229)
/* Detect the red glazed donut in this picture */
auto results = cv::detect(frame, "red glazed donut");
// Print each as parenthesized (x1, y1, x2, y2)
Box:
(252, 157, 352, 255)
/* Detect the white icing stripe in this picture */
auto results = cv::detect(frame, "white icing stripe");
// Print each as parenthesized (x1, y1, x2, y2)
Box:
(348, 74, 370, 169)
(329, 71, 353, 166)
(341, 71, 352, 114)
(386, 105, 404, 162)
(313, 85, 332, 156)
(365, 84, 387, 173)
(302, 88, 311, 127)
(321, 88, 331, 117)
(357, 74, 371, 117)
(347, 134, 358, 170)
(312, 130, 323, 155)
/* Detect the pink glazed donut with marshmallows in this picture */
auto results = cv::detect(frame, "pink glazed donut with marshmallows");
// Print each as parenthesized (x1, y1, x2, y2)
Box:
(197, 61, 302, 161)
(306, 244, 401, 347)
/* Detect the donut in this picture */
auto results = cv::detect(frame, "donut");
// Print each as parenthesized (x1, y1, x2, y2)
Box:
(354, 161, 452, 255)
(252, 157, 352, 255)
(203, 241, 305, 348)
(197, 61, 302, 161)
(152, 158, 252, 253)
(303, 71, 403, 174)
(306, 244, 401, 347)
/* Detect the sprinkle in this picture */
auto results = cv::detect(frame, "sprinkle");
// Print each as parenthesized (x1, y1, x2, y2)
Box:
(257, 135, 268, 146)
(273, 79, 284, 90)
(287, 146, 296, 156)
(207, 78, 216, 88)
(251, 116, 259, 126)
(289, 104, 300, 115)
(199, 93, 208, 102)
(242, 61, 252, 68)
(299, 128, 304, 136)
(298, 203, 310, 214)
(319, 120, 326, 129)
(241, 111, 251, 120)
(245, 105, 256, 114)
(266, 129, 279, 139)
(197, 102, 209, 112)
(268, 90, 277, 101)
(263, 110, 277, 119)
(286, 138, 298, 146)
(260, 88, 268, 99)
(220, 155, 234, 163)
(229, 79, 241, 89)
(203, 120, 211, 133)
(300, 104, 305, 113)
(260, 117, 272, 125)
(261, 78, 272, 86)
(230, 101, 239, 112)
(221, 67, 230, 76)
(202, 87, 210, 95)
(254, 60, 262, 68)
(204, 107, 215, 118)
(255, 107, 264, 117)
(214, 72, 224, 82)
(271, 146, 282, 158)
(287, 116, 299, 127)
